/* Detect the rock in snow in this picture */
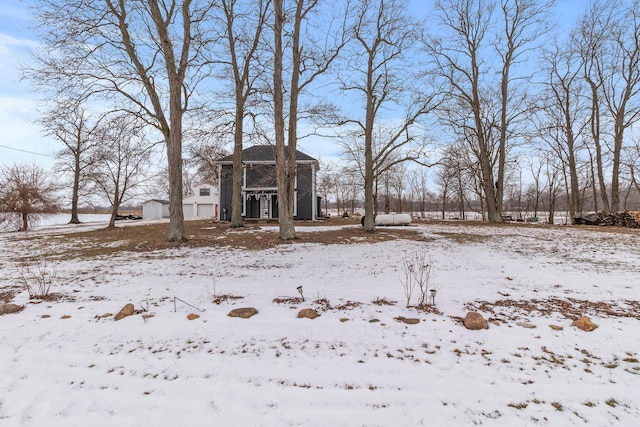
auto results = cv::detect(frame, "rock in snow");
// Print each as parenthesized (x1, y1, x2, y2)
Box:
(114, 303, 135, 321)
(0, 304, 23, 315)
(395, 316, 420, 325)
(228, 307, 258, 318)
(572, 316, 598, 332)
(463, 312, 488, 330)
(297, 308, 320, 319)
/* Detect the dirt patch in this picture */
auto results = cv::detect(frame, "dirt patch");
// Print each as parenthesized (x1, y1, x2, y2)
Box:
(466, 297, 640, 322)
(29, 293, 77, 303)
(371, 297, 397, 306)
(431, 231, 492, 244)
(413, 304, 443, 315)
(0, 285, 23, 303)
(273, 297, 304, 305)
(212, 294, 244, 305)
(10, 218, 429, 261)
(9, 217, 638, 262)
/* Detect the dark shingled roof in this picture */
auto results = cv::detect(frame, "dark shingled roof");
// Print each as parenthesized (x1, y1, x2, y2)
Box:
(218, 145, 317, 163)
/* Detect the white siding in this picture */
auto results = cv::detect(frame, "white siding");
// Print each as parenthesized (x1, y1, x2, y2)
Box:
(142, 201, 169, 220)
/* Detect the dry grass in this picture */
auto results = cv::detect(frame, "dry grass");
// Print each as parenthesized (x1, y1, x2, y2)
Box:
(8, 218, 429, 261)
(7, 215, 640, 264)
(467, 298, 640, 321)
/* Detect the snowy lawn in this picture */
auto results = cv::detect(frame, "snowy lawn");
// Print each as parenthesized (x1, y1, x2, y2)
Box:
(1, 219, 639, 426)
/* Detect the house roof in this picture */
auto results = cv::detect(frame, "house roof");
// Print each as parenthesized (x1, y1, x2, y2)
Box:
(217, 145, 318, 164)
(142, 199, 170, 205)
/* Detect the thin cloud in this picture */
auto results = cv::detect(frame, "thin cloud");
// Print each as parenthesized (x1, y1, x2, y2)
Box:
(0, 32, 39, 54)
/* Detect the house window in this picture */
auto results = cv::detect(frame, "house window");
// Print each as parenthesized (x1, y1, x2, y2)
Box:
(199, 187, 210, 196)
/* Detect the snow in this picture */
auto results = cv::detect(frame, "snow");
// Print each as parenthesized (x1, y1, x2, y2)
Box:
(1, 220, 639, 426)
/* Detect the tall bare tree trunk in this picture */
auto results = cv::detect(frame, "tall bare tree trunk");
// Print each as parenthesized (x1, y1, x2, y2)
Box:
(166, 103, 185, 241)
(362, 54, 376, 231)
(108, 192, 120, 228)
(148, 0, 189, 241)
(273, 0, 295, 240)
(231, 100, 245, 228)
(587, 79, 610, 213)
(221, 0, 269, 228)
(70, 153, 81, 224)
(611, 106, 628, 213)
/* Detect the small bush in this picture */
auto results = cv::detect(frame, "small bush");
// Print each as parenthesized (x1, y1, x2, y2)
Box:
(19, 257, 58, 300)
(400, 251, 434, 307)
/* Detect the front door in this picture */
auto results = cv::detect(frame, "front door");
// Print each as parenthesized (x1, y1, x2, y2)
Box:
(260, 195, 270, 218)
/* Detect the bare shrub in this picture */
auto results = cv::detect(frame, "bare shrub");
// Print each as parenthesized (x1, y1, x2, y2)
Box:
(401, 251, 433, 307)
(18, 257, 58, 299)
(313, 298, 332, 311)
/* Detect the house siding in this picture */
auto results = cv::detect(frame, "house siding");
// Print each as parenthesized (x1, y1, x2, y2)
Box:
(219, 165, 233, 221)
(217, 147, 318, 222)
(295, 163, 313, 220)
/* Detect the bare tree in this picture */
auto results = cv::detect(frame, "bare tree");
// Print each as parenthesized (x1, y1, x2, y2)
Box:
(317, 160, 337, 217)
(335, 166, 362, 215)
(0, 163, 60, 231)
(272, 0, 347, 239)
(524, 154, 545, 218)
(409, 167, 430, 218)
(543, 152, 563, 224)
(438, 142, 478, 220)
(186, 141, 229, 187)
(428, 0, 553, 223)
(338, 0, 437, 231)
(625, 134, 640, 195)
(538, 38, 587, 221)
(389, 163, 407, 213)
(576, 3, 611, 213)
(89, 115, 154, 228)
(215, 0, 271, 228)
(435, 160, 453, 220)
(39, 98, 104, 224)
(25, 0, 214, 241)
(576, 0, 640, 213)
(598, 1, 640, 213)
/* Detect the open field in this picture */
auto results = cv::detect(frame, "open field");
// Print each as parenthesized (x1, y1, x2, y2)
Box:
(1, 218, 639, 426)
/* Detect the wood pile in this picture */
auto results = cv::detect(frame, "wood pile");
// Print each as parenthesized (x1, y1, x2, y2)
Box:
(573, 211, 640, 228)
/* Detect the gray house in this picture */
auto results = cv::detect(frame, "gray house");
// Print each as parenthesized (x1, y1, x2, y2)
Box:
(217, 145, 320, 221)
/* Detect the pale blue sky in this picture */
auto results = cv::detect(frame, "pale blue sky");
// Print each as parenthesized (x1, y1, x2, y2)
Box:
(0, 0, 586, 169)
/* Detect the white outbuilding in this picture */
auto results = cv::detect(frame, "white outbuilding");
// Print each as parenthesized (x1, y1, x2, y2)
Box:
(182, 182, 219, 219)
(141, 199, 170, 220)
(142, 183, 219, 220)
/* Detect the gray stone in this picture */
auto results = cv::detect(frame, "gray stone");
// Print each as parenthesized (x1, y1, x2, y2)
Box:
(516, 322, 537, 329)
(395, 316, 420, 325)
(0, 304, 23, 315)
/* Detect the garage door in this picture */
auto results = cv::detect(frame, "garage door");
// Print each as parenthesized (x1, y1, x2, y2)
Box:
(183, 204, 194, 217)
(197, 203, 214, 217)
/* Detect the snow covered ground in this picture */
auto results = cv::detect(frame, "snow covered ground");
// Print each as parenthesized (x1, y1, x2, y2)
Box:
(1, 220, 639, 426)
